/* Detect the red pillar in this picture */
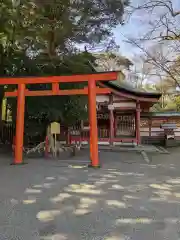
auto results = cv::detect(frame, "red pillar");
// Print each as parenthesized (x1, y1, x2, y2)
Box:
(109, 95, 114, 146)
(88, 90, 92, 162)
(14, 83, 25, 164)
(88, 79, 99, 167)
(136, 102, 141, 145)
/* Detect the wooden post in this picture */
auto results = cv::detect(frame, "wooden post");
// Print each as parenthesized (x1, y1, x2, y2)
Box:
(148, 118, 152, 137)
(67, 127, 70, 145)
(114, 115, 117, 139)
(88, 79, 99, 167)
(14, 83, 25, 164)
(136, 102, 141, 145)
(45, 136, 49, 158)
(54, 133, 57, 158)
(109, 95, 114, 146)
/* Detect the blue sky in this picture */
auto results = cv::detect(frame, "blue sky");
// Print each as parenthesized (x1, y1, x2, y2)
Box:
(113, 20, 145, 59)
(113, 10, 152, 59)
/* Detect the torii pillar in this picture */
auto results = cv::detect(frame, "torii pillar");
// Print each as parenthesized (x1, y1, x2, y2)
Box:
(88, 79, 99, 167)
(13, 83, 26, 164)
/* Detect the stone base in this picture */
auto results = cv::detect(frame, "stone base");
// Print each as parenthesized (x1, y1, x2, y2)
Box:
(10, 162, 27, 166)
(88, 164, 101, 169)
(165, 139, 178, 148)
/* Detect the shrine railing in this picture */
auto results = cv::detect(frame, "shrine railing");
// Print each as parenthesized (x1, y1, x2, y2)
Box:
(70, 127, 110, 139)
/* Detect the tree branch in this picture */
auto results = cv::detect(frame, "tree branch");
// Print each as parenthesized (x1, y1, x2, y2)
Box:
(132, 0, 180, 17)
(125, 37, 180, 87)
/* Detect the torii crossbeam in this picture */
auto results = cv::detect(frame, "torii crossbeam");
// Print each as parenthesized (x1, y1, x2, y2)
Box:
(2, 71, 118, 167)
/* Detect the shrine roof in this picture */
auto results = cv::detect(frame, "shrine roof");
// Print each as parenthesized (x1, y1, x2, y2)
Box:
(102, 80, 161, 99)
(87, 61, 161, 100)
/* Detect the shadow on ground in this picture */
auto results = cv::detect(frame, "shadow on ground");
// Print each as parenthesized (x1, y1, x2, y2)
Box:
(0, 149, 180, 239)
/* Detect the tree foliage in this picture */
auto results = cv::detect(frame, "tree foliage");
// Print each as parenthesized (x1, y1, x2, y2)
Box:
(7, 51, 96, 138)
(0, 0, 129, 139)
(0, 0, 129, 55)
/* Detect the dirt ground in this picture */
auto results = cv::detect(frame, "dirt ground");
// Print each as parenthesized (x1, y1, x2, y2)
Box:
(0, 148, 180, 239)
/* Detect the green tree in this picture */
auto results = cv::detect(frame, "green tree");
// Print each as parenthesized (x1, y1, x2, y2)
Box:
(174, 96, 180, 111)
(7, 51, 96, 139)
(0, 0, 129, 141)
(27, 0, 129, 55)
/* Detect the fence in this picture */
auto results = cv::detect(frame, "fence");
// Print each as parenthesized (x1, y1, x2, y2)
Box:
(2, 116, 180, 146)
(0, 121, 15, 144)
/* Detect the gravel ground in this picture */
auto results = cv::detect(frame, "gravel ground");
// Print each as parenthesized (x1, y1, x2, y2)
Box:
(0, 149, 180, 239)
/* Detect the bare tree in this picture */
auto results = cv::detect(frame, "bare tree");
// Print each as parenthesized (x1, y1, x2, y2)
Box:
(92, 51, 133, 83)
(123, 0, 180, 86)
(128, 54, 157, 89)
(132, 0, 180, 17)
(129, 0, 180, 41)
(94, 52, 133, 72)
(125, 37, 180, 87)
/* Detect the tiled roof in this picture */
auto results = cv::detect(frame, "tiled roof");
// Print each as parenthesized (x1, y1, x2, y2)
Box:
(102, 80, 161, 98)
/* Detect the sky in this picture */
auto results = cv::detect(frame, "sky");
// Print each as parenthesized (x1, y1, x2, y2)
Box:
(114, 0, 180, 60)
(113, 18, 145, 59)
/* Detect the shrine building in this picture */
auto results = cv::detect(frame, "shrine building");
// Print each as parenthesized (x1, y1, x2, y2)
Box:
(69, 80, 163, 146)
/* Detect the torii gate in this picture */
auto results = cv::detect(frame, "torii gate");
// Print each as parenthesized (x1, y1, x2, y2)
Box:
(2, 71, 118, 167)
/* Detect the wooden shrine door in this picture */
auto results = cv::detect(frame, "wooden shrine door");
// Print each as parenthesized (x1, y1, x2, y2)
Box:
(115, 112, 136, 138)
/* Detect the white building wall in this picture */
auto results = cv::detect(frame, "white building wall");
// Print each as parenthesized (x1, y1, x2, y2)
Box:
(113, 102, 136, 108)
(96, 94, 136, 108)
(96, 95, 109, 103)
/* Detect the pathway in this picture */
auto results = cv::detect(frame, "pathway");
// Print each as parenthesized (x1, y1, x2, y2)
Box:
(0, 149, 179, 239)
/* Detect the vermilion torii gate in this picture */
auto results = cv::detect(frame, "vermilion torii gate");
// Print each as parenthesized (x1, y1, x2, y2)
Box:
(2, 71, 118, 167)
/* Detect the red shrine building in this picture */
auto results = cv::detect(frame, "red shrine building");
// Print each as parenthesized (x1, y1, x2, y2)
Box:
(69, 80, 162, 145)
